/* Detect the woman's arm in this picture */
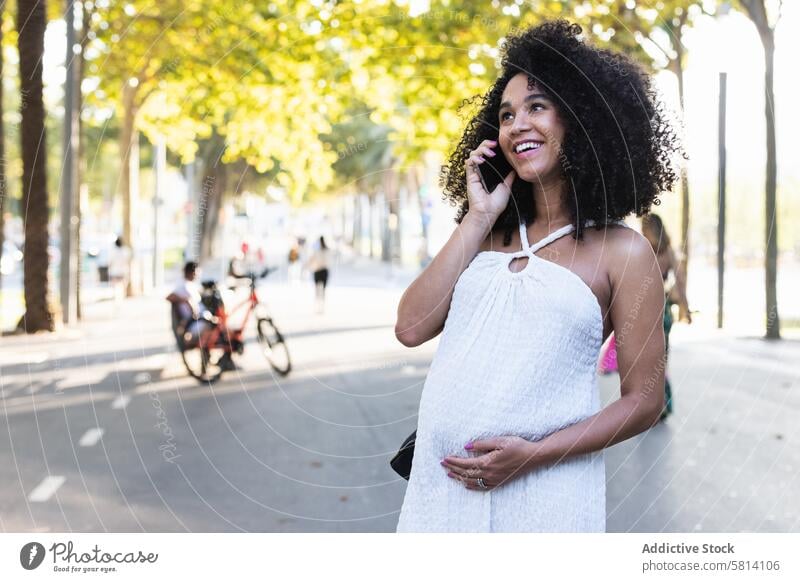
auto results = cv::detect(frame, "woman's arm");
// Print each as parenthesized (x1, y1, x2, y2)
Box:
(396, 142, 515, 347)
(524, 230, 666, 467)
(395, 211, 494, 347)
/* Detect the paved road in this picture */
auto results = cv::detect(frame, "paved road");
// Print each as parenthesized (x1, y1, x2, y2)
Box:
(1, 259, 798, 532)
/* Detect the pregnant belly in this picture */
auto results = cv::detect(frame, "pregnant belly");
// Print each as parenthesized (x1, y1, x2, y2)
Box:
(419, 378, 596, 447)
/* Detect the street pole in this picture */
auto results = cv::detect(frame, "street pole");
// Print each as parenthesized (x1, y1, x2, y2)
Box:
(185, 161, 195, 261)
(717, 72, 727, 329)
(153, 136, 166, 288)
(59, 0, 79, 324)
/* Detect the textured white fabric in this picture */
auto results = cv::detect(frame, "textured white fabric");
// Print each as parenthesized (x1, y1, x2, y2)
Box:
(396, 219, 615, 533)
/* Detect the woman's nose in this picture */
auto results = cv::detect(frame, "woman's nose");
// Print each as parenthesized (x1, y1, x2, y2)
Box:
(511, 111, 532, 133)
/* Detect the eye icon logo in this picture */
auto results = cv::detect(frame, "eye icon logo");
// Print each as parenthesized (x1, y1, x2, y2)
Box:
(20, 542, 46, 570)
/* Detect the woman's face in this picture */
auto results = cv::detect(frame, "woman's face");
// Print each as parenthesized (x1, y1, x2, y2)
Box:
(497, 73, 566, 187)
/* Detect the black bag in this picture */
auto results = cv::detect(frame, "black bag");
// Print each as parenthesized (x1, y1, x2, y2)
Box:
(389, 430, 416, 480)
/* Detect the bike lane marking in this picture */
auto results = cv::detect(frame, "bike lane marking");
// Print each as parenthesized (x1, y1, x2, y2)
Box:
(28, 476, 66, 502)
(78, 428, 105, 447)
(111, 395, 131, 409)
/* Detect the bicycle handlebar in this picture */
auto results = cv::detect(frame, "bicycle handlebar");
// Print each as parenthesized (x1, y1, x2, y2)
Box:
(227, 267, 274, 283)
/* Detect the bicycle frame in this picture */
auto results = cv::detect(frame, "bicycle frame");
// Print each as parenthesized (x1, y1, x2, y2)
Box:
(197, 279, 262, 353)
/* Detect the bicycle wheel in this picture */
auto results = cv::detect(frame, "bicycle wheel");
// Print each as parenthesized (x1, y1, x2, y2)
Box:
(181, 345, 226, 384)
(257, 317, 291, 376)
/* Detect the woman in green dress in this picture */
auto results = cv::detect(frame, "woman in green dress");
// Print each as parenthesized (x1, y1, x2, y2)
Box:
(641, 214, 692, 421)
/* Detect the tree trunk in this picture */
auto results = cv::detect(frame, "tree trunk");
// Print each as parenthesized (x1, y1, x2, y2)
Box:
(352, 190, 362, 252)
(408, 165, 430, 265)
(367, 191, 376, 259)
(193, 134, 227, 262)
(121, 82, 139, 295)
(739, 0, 781, 338)
(17, 0, 51, 330)
(0, 1, 6, 300)
(671, 52, 691, 317)
(198, 156, 226, 263)
(762, 31, 780, 339)
(382, 166, 398, 263)
(17, 0, 53, 332)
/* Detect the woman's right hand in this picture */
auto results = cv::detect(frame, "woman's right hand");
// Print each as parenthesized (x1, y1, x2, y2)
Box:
(465, 139, 516, 223)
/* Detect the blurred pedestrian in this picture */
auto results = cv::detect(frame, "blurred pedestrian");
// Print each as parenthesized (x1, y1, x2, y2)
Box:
(167, 261, 204, 340)
(166, 261, 232, 369)
(228, 242, 249, 281)
(598, 333, 618, 375)
(641, 213, 691, 421)
(287, 237, 302, 286)
(108, 235, 131, 303)
(305, 236, 330, 314)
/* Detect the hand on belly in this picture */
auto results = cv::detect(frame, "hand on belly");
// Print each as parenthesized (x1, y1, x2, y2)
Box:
(440, 435, 544, 491)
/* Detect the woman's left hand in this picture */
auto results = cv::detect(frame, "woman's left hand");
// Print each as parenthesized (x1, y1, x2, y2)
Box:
(678, 302, 692, 324)
(441, 436, 543, 491)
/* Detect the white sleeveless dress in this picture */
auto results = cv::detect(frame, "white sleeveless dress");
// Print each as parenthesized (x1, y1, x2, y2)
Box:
(396, 219, 615, 532)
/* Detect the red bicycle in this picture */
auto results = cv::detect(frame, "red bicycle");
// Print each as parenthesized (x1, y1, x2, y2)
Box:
(171, 268, 291, 383)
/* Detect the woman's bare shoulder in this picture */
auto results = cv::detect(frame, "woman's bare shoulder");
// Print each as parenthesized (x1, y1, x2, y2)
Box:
(591, 224, 661, 284)
(583, 221, 646, 249)
(586, 220, 642, 241)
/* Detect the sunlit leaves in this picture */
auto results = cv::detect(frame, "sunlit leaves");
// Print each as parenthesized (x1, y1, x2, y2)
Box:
(81, 0, 683, 203)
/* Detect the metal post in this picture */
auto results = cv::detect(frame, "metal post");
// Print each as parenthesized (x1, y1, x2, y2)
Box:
(717, 72, 727, 329)
(59, 0, 79, 323)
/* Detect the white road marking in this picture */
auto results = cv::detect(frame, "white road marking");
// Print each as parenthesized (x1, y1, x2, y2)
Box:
(28, 476, 66, 502)
(78, 428, 105, 447)
(111, 395, 131, 409)
(143, 354, 167, 367)
(0, 351, 49, 365)
(56, 370, 107, 391)
(1, 392, 115, 416)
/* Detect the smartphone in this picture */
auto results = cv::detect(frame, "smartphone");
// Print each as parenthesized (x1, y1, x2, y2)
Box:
(477, 148, 513, 194)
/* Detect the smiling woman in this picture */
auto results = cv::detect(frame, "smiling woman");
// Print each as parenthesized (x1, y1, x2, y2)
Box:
(441, 20, 680, 246)
(394, 20, 680, 533)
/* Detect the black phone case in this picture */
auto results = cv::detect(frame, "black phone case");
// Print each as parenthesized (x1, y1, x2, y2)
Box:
(478, 149, 513, 194)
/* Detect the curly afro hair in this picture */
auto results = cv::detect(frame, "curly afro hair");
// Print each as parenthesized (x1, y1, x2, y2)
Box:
(440, 20, 681, 245)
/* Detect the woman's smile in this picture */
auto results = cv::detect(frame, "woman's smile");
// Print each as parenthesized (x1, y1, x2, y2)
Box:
(512, 139, 545, 160)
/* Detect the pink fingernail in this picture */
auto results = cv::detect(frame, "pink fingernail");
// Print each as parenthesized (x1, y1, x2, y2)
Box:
(440, 460, 447, 466)
(464, 442, 473, 450)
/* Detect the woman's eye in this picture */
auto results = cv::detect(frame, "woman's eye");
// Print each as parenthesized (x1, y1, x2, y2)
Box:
(529, 103, 544, 112)
(500, 111, 512, 121)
